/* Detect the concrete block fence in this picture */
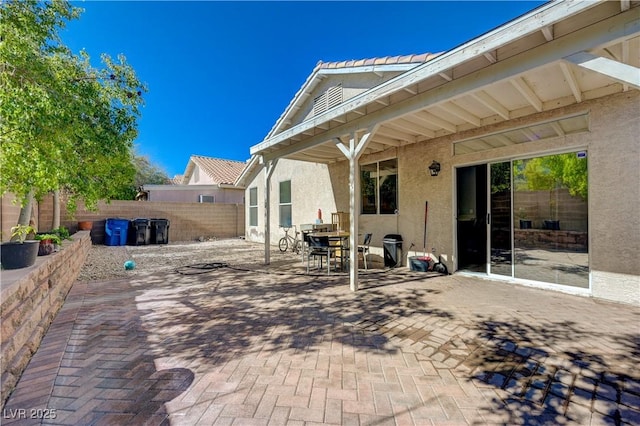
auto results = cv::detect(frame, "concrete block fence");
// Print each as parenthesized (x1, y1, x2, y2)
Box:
(1, 231, 91, 409)
(37, 198, 245, 244)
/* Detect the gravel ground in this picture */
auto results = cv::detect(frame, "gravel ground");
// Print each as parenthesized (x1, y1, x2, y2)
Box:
(76, 238, 302, 282)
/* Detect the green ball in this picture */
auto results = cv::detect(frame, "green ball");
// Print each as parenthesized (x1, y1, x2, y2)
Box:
(124, 260, 136, 270)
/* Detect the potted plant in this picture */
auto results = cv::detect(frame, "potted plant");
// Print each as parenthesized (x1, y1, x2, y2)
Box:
(1, 224, 39, 269)
(517, 207, 532, 229)
(35, 233, 62, 256)
(53, 226, 72, 242)
(77, 220, 93, 231)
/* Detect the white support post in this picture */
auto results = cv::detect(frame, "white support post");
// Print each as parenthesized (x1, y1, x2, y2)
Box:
(335, 127, 375, 291)
(263, 158, 278, 265)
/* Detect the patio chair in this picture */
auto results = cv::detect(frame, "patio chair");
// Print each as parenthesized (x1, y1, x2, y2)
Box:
(357, 233, 373, 270)
(307, 235, 334, 274)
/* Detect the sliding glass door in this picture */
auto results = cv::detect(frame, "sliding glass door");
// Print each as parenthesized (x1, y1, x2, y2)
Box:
(512, 152, 589, 288)
(490, 162, 512, 276)
(458, 151, 589, 288)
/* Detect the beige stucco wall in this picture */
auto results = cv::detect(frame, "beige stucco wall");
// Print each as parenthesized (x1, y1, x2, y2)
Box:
(244, 159, 337, 245)
(248, 91, 639, 305)
(186, 165, 214, 185)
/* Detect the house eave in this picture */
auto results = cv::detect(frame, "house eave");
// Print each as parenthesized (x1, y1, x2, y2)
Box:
(250, 0, 613, 159)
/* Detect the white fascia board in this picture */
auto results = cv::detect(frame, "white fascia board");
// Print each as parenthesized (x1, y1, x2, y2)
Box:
(265, 65, 423, 139)
(143, 184, 221, 191)
(234, 155, 259, 187)
(250, 0, 602, 157)
(257, 10, 639, 162)
(265, 69, 321, 139)
(219, 183, 245, 190)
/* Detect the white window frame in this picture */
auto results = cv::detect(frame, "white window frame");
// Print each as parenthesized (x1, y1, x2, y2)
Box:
(249, 187, 258, 227)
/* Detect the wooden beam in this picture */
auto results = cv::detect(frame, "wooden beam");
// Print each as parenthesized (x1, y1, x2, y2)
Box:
(376, 126, 415, 142)
(559, 62, 582, 102)
(510, 77, 543, 112)
(520, 127, 539, 141)
(471, 90, 510, 120)
(621, 40, 630, 91)
(621, 0, 630, 12)
(550, 121, 565, 136)
(412, 111, 457, 133)
(484, 51, 497, 64)
(564, 51, 640, 90)
(439, 71, 453, 82)
(438, 102, 482, 127)
(386, 118, 435, 138)
(370, 135, 404, 147)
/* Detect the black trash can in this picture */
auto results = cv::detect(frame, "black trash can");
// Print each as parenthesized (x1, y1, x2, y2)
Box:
(383, 234, 403, 267)
(129, 218, 151, 245)
(150, 218, 170, 244)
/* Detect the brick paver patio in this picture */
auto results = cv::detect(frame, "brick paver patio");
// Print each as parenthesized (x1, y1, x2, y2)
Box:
(3, 241, 640, 425)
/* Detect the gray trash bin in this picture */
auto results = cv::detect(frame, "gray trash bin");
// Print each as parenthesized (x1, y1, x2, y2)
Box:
(383, 234, 403, 267)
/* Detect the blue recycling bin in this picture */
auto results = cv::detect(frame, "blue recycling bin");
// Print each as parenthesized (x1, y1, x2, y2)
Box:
(105, 218, 129, 246)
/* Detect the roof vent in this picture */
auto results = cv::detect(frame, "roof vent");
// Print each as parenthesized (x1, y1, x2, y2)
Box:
(314, 84, 342, 116)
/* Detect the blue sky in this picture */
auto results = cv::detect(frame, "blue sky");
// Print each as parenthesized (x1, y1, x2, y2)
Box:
(62, 1, 546, 178)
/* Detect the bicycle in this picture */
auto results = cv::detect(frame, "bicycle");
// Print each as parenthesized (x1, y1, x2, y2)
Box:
(279, 226, 302, 254)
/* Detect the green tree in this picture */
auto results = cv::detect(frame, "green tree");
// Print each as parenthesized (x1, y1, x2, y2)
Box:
(112, 153, 170, 200)
(133, 153, 169, 188)
(0, 0, 146, 221)
(518, 153, 588, 199)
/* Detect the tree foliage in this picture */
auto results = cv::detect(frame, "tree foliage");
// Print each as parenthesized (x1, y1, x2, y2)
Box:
(0, 0, 146, 213)
(514, 153, 588, 200)
(112, 153, 170, 200)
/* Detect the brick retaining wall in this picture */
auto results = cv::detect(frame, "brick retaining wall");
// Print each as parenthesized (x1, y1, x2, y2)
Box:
(0, 231, 91, 409)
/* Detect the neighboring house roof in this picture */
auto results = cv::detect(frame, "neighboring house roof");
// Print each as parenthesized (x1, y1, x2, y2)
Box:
(265, 52, 440, 140)
(169, 175, 183, 185)
(182, 155, 247, 186)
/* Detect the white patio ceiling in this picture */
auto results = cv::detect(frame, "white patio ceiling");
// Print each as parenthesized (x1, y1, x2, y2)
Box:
(250, 1, 640, 164)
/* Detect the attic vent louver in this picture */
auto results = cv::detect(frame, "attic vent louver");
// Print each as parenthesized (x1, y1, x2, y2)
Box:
(313, 84, 342, 116)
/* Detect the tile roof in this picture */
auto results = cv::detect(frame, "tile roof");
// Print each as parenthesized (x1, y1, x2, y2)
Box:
(188, 155, 247, 185)
(169, 175, 183, 185)
(265, 52, 440, 139)
(314, 52, 439, 71)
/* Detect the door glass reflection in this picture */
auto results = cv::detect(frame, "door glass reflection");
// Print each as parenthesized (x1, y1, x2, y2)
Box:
(513, 152, 589, 288)
(490, 162, 512, 276)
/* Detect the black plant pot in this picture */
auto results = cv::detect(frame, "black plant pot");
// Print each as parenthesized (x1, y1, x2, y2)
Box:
(543, 220, 560, 230)
(519, 220, 532, 229)
(1, 241, 39, 269)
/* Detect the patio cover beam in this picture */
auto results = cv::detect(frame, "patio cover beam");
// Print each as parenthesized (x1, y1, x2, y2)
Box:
(334, 126, 377, 292)
(564, 51, 640, 90)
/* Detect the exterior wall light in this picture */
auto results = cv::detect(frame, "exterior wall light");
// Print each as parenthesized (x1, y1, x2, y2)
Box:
(428, 160, 441, 176)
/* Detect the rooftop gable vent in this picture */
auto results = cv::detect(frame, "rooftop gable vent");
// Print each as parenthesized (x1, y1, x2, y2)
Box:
(313, 84, 342, 116)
